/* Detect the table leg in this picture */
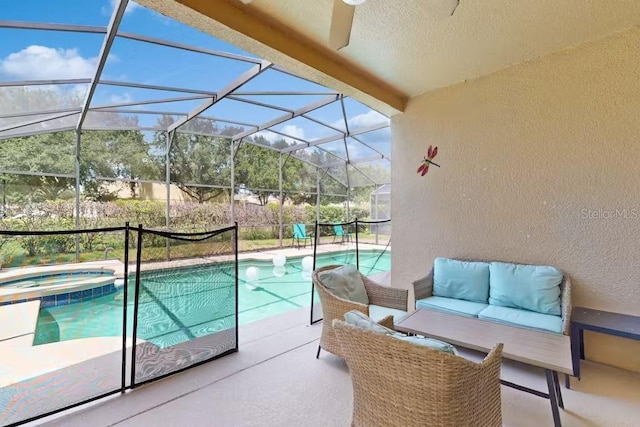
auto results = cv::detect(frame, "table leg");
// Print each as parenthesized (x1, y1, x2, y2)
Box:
(545, 370, 562, 427)
(565, 374, 570, 389)
(553, 371, 564, 409)
(579, 328, 585, 360)
(570, 324, 581, 381)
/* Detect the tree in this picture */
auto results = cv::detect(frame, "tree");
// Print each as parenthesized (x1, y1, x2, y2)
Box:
(157, 117, 240, 203)
(0, 132, 76, 202)
(0, 85, 167, 202)
(234, 135, 310, 205)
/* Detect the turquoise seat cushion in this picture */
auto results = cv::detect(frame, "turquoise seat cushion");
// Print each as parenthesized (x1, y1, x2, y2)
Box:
(478, 305, 563, 334)
(416, 296, 488, 318)
(344, 310, 395, 334)
(489, 262, 563, 315)
(391, 334, 459, 355)
(343, 310, 457, 355)
(369, 305, 407, 324)
(433, 257, 490, 303)
(318, 264, 369, 305)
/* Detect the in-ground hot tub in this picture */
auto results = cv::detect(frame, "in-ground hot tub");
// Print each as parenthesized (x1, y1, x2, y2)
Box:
(0, 264, 121, 307)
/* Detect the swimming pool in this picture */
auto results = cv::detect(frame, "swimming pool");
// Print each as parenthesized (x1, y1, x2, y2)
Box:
(1, 271, 114, 289)
(34, 250, 390, 348)
(0, 267, 118, 307)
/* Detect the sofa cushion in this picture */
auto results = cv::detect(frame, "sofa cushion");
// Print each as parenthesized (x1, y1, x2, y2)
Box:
(343, 310, 457, 355)
(369, 305, 407, 324)
(416, 296, 488, 318)
(478, 305, 563, 334)
(433, 257, 490, 303)
(489, 262, 562, 315)
(318, 264, 369, 305)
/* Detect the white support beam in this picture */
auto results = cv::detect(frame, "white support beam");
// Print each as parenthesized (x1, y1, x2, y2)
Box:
(349, 134, 388, 159)
(225, 95, 293, 113)
(260, 128, 309, 145)
(0, 78, 91, 88)
(0, 169, 75, 179)
(350, 163, 380, 187)
(0, 20, 105, 33)
(0, 126, 75, 141)
(232, 94, 341, 141)
(0, 108, 81, 120)
(91, 95, 210, 110)
(0, 20, 260, 65)
(323, 155, 388, 169)
(0, 111, 78, 134)
(76, 0, 128, 131)
(281, 121, 390, 153)
(234, 91, 339, 96)
(340, 98, 351, 165)
(168, 60, 272, 133)
(117, 31, 262, 64)
(301, 113, 345, 135)
(99, 80, 217, 96)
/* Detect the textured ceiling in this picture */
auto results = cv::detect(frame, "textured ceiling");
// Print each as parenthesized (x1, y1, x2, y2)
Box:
(140, 0, 640, 111)
(244, 0, 640, 96)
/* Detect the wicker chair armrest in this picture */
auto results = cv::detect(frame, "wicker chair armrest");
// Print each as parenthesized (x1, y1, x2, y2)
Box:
(413, 270, 433, 302)
(376, 315, 395, 330)
(362, 276, 408, 311)
(561, 275, 572, 336)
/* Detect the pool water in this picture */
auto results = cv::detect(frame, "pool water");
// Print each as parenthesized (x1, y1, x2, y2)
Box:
(34, 250, 390, 348)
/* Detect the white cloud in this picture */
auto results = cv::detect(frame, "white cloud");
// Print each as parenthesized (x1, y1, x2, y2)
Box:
(328, 109, 389, 132)
(109, 93, 133, 104)
(108, 0, 141, 15)
(348, 109, 390, 129)
(257, 124, 306, 145)
(0, 46, 98, 80)
(280, 124, 305, 141)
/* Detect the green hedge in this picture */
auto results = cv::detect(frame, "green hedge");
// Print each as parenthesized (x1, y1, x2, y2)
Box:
(0, 200, 373, 263)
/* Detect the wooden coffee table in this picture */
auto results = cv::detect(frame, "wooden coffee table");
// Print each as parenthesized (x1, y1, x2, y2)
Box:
(396, 309, 573, 427)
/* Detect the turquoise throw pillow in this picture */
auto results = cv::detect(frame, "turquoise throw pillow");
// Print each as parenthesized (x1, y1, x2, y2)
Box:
(488, 262, 562, 315)
(318, 265, 369, 305)
(433, 257, 490, 303)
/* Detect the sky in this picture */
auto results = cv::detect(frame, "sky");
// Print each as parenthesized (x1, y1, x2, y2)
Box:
(0, 0, 391, 166)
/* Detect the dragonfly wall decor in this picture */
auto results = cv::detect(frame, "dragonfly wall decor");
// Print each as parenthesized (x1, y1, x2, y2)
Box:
(417, 145, 440, 176)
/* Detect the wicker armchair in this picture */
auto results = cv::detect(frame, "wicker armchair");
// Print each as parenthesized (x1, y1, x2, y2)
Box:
(333, 320, 504, 427)
(414, 263, 572, 335)
(313, 265, 408, 358)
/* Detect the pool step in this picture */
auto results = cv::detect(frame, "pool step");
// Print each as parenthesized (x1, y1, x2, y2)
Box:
(0, 300, 40, 347)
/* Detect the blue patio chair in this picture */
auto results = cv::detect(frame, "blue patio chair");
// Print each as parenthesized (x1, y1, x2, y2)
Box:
(292, 223, 312, 248)
(333, 224, 352, 244)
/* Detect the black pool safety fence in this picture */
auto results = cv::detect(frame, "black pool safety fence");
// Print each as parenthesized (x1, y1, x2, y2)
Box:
(309, 218, 391, 325)
(0, 223, 239, 427)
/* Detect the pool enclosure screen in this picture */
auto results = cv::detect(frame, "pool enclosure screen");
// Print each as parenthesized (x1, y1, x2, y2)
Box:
(0, 0, 392, 261)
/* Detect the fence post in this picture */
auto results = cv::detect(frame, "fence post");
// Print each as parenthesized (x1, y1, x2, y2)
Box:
(121, 222, 129, 392)
(355, 218, 360, 270)
(234, 222, 239, 351)
(310, 220, 319, 325)
(130, 224, 143, 388)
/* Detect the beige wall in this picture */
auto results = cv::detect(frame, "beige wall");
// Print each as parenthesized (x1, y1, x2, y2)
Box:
(391, 28, 640, 372)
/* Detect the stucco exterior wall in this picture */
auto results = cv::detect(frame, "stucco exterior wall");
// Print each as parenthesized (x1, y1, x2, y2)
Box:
(391, 28, 640, 372)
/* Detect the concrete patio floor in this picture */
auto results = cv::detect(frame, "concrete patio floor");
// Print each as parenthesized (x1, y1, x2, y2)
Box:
(33, 307, 640, 427)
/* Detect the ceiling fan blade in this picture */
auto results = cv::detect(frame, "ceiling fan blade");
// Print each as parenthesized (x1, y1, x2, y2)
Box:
(329, 0, 356, 50)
